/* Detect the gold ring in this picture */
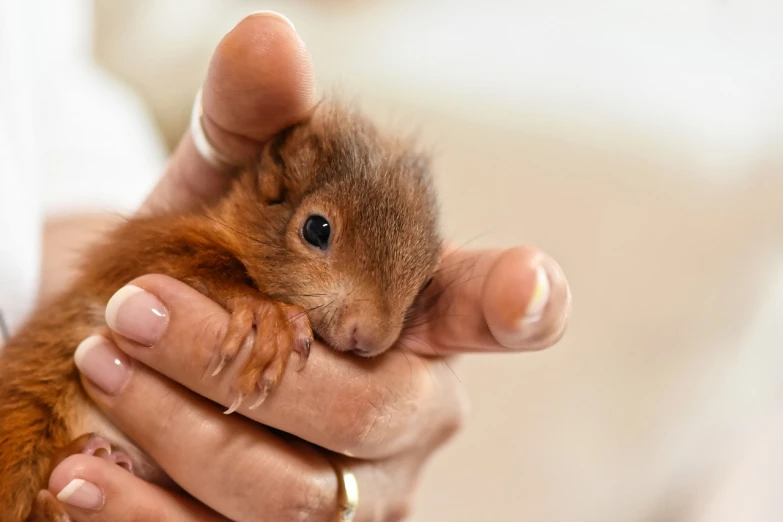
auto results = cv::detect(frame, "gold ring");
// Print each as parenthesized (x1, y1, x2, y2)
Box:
(331, 460, 359, 522)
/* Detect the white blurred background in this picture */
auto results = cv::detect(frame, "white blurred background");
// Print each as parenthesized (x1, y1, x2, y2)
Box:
(15, 0, 783, 520)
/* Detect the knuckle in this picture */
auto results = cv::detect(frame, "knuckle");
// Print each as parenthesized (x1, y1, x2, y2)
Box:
(386, 504, 413, 522)
(430, 379, 470, 448)
(337, 363, 427, 456)
(445, 386, 470, 437)
(334, 388, 392, 455)
(385, 498, 414, 522)
(435, 408, 465, 446)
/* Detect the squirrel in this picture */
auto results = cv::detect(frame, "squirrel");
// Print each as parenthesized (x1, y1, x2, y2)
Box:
(0, 99, 442, 521)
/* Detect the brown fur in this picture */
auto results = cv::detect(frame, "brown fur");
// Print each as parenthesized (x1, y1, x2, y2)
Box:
(0, 99, 441, 521)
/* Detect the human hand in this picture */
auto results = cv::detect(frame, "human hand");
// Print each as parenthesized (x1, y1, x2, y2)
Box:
(36, 9, 314, 302)
(45, 11, 571, 522)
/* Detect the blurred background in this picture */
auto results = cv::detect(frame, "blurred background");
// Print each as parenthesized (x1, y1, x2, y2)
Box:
(12, 0, 783, 520)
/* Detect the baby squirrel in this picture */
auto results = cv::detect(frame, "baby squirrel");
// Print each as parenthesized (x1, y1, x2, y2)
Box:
(0, 99, 442, 521)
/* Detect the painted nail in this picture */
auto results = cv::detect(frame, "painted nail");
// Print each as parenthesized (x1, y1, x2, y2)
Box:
(520, 266, 550, 326)
(248, 10, 297, 32)
(105, 285, 168, 346)
(74, 336, 130, 396)
(56, 478, 104, 510)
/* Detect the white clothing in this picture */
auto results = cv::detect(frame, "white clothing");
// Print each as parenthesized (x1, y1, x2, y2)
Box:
(0, 0, 166, 335)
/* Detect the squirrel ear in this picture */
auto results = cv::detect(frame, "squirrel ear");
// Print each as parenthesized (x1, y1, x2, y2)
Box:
(257, 164, 286, 204)
(255, 127, 296, 204)
(256, 121, 321, 205)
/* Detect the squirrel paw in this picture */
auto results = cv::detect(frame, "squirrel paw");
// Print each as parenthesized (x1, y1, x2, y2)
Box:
(215, 294, 313, 414)
(57, 433, 134, 473)
(29, 433, 134, 521)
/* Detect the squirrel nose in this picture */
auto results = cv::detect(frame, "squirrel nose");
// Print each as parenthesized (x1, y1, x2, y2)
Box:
(349, 326, 360, 350)
(350, 324, 394, 357)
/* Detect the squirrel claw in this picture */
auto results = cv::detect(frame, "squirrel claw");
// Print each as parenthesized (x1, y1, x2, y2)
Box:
(212, 355, 230, 377)
(248, 381, 272, 410)
(218, 293, 314, 414)
(224, 394, 245, 415)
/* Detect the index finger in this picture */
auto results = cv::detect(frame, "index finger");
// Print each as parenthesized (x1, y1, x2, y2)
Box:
(141, 11, 316, 215)
(99, 274, 466, 461)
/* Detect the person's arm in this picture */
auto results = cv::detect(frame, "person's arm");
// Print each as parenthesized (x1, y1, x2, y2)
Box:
(44, 11, 571, 521)
(38, 213, 123, 304)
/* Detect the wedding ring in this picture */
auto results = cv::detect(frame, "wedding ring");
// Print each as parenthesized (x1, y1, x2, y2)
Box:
(189, 87, 238, 170)
(331, 460, 359, 522)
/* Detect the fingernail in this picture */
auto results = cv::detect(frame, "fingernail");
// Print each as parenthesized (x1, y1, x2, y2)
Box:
(105, 285, 168, 346)
(520, 266, 550, 326)
(74, 336, 130, 396)
(248, 10, 297, 32)
(56, 478, 104, 510)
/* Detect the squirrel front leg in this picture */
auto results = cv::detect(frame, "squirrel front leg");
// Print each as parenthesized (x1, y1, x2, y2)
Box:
(81, 219, 315, 414)
(183, 277, 314, 414)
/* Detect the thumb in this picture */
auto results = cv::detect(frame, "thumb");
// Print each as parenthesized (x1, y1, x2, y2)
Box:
(140, 11, 316, 215)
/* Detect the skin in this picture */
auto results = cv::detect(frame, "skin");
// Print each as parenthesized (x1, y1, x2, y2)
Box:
(42, 12, 572, 522)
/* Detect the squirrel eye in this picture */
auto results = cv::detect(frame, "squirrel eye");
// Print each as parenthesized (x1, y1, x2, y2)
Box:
(302, 215, 331, 250)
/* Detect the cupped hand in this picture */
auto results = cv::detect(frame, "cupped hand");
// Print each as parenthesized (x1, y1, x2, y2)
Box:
(46, 11, 571, 522)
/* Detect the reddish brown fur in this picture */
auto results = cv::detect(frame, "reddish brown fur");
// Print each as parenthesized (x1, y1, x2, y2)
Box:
(0, 99, 441, 521)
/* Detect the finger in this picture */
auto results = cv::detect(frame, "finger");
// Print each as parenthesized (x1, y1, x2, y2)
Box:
(48, 454, 227, 522)
(319, 394, 467, 522)
(140, 11, 316, 215)
(70, 338, 406, 522)
(87, 274, 466, 460)
(332, 453, 425, 522)
(405, 244, 571, 354)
